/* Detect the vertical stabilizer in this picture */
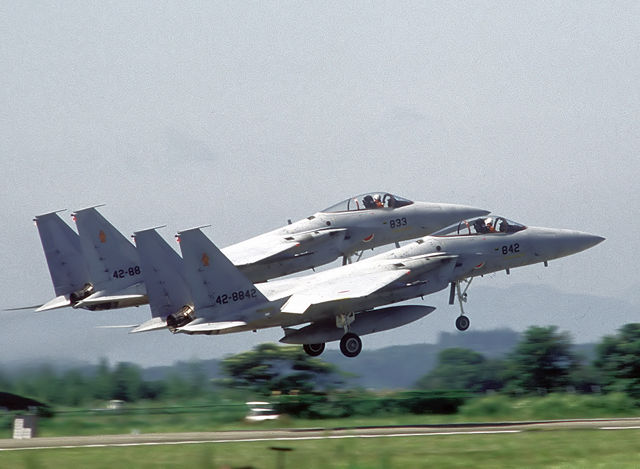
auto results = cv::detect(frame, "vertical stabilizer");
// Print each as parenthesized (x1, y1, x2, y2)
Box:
(133, 228, 190, 319)
(176, 228, 267, 315)
(72, 207, 142, 291)
(34, 211, 90, 297)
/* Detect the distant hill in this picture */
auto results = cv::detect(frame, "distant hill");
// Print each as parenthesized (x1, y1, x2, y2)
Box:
(322, 329, 521, 389)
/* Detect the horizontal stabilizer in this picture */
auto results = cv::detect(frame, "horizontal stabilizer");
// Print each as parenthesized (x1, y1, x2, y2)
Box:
(129, 317, 168, 333)
(280, 269, 410, 315)
(75, 283, 147, 307)
(75, 294, 147, 307)
(177, 320, 247, 333)
(4, 304, 45, 312)
(96, 324, 140, 329)
(35, 295, 71, 312)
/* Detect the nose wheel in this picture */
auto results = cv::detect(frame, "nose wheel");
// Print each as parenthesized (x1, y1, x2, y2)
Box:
(455, 315, 470, 331)
(340, 332, 362, 358)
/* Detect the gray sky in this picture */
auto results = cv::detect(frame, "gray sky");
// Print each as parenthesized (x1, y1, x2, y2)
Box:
(1, 2, 638, 366)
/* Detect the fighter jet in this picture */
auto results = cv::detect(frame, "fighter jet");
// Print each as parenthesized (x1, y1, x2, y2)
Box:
(29, 193, 489, 312)
(131, 216, 603, 358)
(209, 192, 489, 282)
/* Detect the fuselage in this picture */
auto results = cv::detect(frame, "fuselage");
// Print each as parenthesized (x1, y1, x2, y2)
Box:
(207, 217, 604, 334)
(223, 194, 489, 282)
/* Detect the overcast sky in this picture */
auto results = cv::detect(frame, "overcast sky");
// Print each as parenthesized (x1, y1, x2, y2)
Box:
(1, 2, 638, 367)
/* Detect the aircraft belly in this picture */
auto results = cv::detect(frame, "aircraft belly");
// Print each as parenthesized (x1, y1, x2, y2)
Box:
(280, 304, 436, 344)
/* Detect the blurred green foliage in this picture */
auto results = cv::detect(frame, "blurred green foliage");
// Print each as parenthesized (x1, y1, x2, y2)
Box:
(273, 390, 469, 419)
(218, 343, 343, 395)
(415, 323, 640, 399)
(0, 358, 212, 407)
(595, 323, 640, 399)
(1, 323, 638, 425)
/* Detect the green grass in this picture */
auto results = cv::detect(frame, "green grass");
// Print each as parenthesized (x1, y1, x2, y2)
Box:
(2, 429, 640, 468)
(2, 393, 638, 439)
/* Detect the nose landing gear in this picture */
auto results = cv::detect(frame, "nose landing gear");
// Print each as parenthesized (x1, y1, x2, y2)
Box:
(455, 315, 470, 331)
(450, 279, 473, 331)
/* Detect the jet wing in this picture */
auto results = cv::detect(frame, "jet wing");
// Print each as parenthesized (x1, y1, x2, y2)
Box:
(223, 228, 347, 266)
(223, 239, 300, 266)
(280, 269, 411, 315)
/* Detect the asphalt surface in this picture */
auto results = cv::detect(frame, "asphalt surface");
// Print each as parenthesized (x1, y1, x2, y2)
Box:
(1, 418, 639, 451)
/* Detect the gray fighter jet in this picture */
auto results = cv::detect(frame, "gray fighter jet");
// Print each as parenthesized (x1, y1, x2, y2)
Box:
(30, 193, 488, 311)
(131, 216, 603, 357)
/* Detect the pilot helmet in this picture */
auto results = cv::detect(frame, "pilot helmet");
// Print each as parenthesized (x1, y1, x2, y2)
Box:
(485, 217, 494, 226)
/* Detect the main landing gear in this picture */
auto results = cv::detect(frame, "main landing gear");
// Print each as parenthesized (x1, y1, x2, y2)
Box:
(303, 343, 325, 357)
(339, 332, 362, 358)
(302, 312, 364, 358)
(302, 332, 363, 358)
(449, 279, 472, 331)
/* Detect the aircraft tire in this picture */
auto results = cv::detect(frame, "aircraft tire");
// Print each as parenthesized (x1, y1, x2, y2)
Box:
(456, 315, 470, 331)
(303, 343, 325, 357)
(340, 332, 362, 358)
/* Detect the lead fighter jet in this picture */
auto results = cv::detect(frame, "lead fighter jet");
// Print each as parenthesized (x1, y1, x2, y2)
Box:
(29, 193, 488, 312)
(132, 215, 603, 357)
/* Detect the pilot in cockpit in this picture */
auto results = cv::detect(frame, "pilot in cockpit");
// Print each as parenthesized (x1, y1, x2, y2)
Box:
(485, 218, 497, 233)
(474, 218, 488, 234)
(373, 194, 384, 208)
(475, 217, 496, 233)
(362, 195, 376, 209)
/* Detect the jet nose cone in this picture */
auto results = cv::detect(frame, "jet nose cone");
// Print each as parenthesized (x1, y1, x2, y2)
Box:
(578, 233, 605, 250)
(549, 230, 605, 258)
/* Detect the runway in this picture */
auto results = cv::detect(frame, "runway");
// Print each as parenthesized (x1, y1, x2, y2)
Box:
(1, 418, 639, 451)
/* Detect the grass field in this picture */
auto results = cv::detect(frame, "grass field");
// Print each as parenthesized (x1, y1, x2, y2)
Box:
(2, 428, 640, 468)
(2, 393, 637, 439)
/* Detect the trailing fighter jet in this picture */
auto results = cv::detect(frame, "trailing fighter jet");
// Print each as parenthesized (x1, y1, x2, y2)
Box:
(213, 192, 489, 282)
(28, 193, 489, 312)
(131, 216, 603, 358)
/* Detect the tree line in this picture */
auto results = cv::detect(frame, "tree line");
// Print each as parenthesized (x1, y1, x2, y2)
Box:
(415, 324, 640, 399)
(0, 359, 210, 407)
(0, 323, 638, 408)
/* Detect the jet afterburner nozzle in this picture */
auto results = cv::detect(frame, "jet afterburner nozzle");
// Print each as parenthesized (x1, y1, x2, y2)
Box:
(166, 305, 196, 332)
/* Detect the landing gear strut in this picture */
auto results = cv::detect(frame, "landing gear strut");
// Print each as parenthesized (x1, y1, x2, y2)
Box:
(450, 279, 473, 331)
(303, 343, 325, 357)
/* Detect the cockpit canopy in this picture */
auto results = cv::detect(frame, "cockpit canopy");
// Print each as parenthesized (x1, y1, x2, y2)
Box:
(321, 192, 413, 212)
(434, 216, 527, 236)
